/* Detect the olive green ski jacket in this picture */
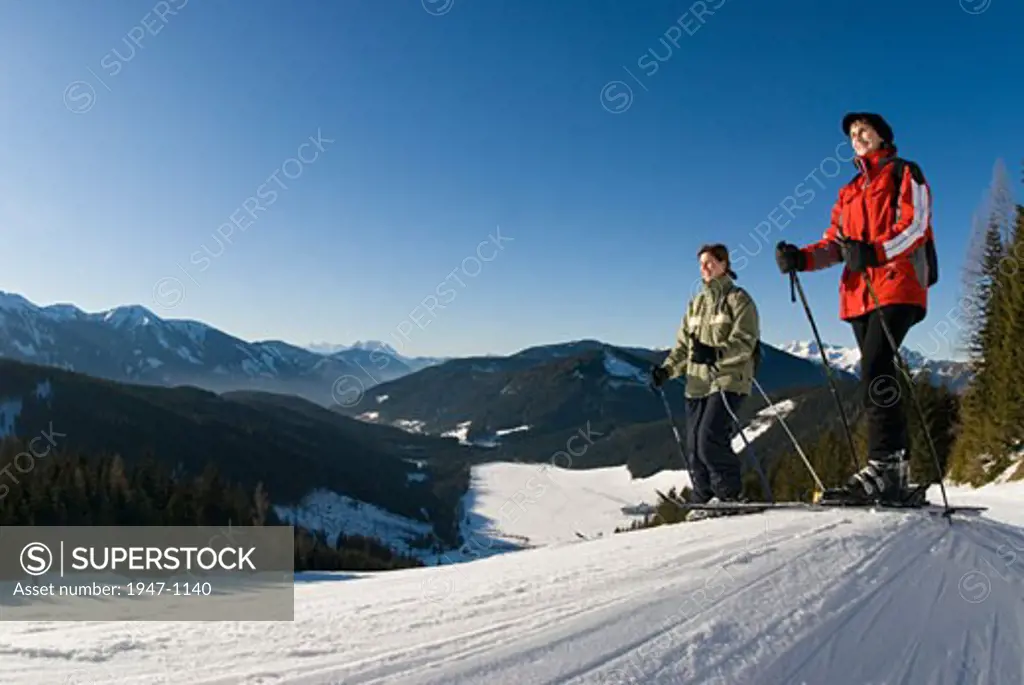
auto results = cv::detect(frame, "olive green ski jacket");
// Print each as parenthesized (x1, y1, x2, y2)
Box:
(659, 274, 760, 398)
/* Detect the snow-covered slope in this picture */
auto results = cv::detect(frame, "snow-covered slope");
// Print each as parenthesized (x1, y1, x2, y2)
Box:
(272, 489, 436, 558)
(3, 485, 1022, 685)
(455, 463, 690, 553)
(274, 396, 789, 561)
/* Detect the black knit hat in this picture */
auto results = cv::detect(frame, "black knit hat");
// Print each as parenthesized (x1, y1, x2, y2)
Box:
(842, 112, 894, 145)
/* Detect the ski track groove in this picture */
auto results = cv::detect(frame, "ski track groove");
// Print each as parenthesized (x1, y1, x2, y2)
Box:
(324, 581, 663, 684)
(258, 513, 856, 685)
(649, 517, 907, 685)
(10, 505, 1023, 685)
(442, 515, 862, 685)
(769, 519, 948, 684)
(213, 518, 825, 685)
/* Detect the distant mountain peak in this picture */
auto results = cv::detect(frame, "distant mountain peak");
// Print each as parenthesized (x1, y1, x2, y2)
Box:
(97, 305, 161, 328)
(0, 291, 37, 312)
(349, 340, 400, 356)
(39, 303, 87, 321)
(782, 339, 972, 393)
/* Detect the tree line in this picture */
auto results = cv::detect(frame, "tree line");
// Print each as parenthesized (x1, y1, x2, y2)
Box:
(0, 439, 423, 572)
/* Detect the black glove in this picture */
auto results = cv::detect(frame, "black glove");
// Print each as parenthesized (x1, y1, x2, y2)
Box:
(775, 242, 805, 274)
(650, 365, 670, 387)
(689, 336, 720, 366)
(839, 238, 880, 273)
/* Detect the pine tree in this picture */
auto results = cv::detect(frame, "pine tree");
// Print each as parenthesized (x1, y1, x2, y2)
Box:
(950, 219, 1009, 482)
(950, 167, 1024, 483)
(998, 203, 1024, 454)
(957, 161, 1015, 355)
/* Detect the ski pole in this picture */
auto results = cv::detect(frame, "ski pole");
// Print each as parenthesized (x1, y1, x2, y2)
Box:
(751, 376, 825, 495)
(707, 362, 775, 503)
(789, 271, 862, 474)
(832, 234, 952, 519)
(650, 382, 692, 504)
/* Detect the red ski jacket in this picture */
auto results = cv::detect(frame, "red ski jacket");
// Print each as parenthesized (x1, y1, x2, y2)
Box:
(800, 146, 935, 321)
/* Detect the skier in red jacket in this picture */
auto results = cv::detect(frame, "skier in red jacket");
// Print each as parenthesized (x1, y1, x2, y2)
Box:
(775, 112, 935, 503)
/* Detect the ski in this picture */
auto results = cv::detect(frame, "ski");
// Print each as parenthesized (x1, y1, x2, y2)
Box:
(654, 489, 986, 517)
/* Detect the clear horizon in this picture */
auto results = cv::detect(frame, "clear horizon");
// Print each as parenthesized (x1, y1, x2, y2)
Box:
(2, 1, 1021, 363)
(1, 286, 962, 363)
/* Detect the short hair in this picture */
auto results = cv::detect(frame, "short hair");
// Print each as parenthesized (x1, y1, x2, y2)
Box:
(697, 243, 738, 279)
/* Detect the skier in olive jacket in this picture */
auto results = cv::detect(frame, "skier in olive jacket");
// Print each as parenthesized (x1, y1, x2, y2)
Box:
(650, 243, 761, 505)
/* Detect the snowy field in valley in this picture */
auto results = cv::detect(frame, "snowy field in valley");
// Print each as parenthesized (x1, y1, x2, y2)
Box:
(453, 462, 690, 553)
(1, 470, 1022, 684)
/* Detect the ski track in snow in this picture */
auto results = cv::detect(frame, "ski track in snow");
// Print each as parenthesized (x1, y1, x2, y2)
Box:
(3, 501, 1023, 685)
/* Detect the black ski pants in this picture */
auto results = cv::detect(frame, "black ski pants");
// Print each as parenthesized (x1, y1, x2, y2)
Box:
(849, 304, 925, 463)
(686, 391, 745, 503)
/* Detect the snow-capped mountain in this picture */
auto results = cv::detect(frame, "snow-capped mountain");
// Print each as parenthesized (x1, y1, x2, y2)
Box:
(0, 291, 428, 406)
(782, 340, 973, 393)
(780, 341, 863, 375)
(306, 339, 448, 373)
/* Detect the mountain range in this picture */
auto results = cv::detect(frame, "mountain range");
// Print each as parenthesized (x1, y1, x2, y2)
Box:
(781, 341, 973, 393)
(2, 290, 966, 406)
(4, 287, 970, 553)
(0, 291, 446, 407)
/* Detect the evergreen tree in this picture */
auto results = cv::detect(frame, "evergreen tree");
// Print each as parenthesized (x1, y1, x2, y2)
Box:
(950, 170, 1024, 484)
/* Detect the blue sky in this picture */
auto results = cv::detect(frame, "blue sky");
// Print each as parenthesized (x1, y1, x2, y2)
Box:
(1, 0, 1021, 360)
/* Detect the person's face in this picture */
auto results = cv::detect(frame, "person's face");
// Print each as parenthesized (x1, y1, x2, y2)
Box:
(700, 252, 727, 282)
(850, 120, 883, 157)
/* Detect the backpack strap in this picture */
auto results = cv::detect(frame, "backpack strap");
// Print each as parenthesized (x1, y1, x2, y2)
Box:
(887, 156, 938, 286)
(889, 157, 905, 215)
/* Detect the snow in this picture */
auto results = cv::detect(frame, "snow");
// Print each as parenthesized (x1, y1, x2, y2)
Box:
(176, 346, 202, 364)
(0, 291, 36, 312)
(393, 419, 427, 434)
(441, 421, 473, 444)
(0, 398, 23, 438)
(357, 411, 380, 421)
(456, 462, 691, 550)
(731, 399, 796, 453)
(943, 465, 1024, 528)
(349, 340, 400, 356)
(98, 305, 158, 328)
(305, 342, 350, 355)
(782, 340, 862, 374)
(167, 320, 209, 347)
(273, 489, 434, 558)
(39, 303, 86, 320)
(33, 381, 52, 401)
(495, 425, 529, 436)
(602, 350, 647, 382)
(437, 423, 530, 449)
(11, 340, 36, 357)
(3, 479, 1023, 684)
(376, 394, 389, 403)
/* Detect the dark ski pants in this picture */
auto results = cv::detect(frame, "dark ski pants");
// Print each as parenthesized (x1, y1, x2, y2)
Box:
(686, 391, 745, 503)
(849, 304, 925, 463)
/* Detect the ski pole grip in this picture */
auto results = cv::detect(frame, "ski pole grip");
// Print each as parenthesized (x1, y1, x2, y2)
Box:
(789, 272, 796, 303)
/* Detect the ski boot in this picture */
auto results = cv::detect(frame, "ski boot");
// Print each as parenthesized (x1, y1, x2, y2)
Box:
(686, 496, 745, 522)
(823, 450, 919, 507)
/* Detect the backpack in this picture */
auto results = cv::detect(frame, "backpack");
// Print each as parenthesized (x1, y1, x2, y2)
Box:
(887, 157, 939, 287)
